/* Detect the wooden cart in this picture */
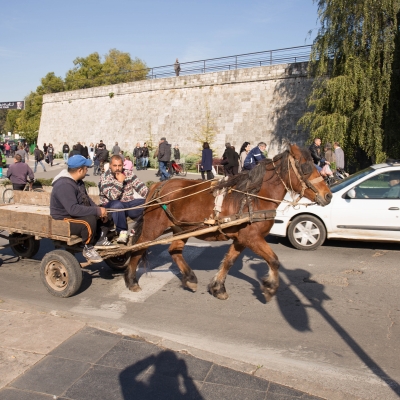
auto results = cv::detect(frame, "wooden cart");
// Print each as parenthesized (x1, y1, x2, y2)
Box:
(0, 191, 132, 298)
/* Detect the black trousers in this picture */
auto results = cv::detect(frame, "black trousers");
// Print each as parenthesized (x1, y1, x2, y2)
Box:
(65, 215, 98, 245)
(201, 170, 214, 180)
(12, 183, 26, 191)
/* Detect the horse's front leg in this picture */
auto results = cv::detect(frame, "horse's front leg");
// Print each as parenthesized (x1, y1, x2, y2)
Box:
(168, 239, 198, 291)
(209, 241, 245, 300)
(246, 238, 280, 301)
(124, 250, 146, 292)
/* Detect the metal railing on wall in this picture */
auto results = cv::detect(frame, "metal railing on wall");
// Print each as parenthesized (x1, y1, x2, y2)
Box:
(60, 45, 312, 91)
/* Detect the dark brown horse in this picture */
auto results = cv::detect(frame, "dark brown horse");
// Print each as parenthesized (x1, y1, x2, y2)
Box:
(125, 144, 332, 301)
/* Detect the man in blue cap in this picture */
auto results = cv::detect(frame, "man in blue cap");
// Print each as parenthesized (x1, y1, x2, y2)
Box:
(50, 155, 117, 263)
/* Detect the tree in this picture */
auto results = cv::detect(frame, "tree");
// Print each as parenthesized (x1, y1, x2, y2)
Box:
(0, 109, 7, 134)
(191, 102, 218, 153)
(299, 0, 400, 164)
(65, 49, 148, 90)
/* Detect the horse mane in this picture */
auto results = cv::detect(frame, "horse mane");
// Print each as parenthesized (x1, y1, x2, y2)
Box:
(214, 147, 313, 206)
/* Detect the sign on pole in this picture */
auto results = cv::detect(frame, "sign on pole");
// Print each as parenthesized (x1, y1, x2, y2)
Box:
(0, 101, 25, 110)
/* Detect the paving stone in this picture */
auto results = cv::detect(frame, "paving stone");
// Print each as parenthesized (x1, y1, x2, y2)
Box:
(65, 365, 128, 400)
(267, 382, 305, 398)
(200, 382, 266, 400)
(49, 329, 121, 363)
(96, 338, 161, 370)
(10, 355, 90, 396)
(146, 350, 212, 381)
(0, 388, 54, 400)
(205, 364, 270, 391)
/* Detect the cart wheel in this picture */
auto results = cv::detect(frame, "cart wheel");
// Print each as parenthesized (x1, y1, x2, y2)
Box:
(105, 252, 131, 271)
(3, 188, 14, 204)
(40, 250, 83, 298)
(9, 234, 40, 258)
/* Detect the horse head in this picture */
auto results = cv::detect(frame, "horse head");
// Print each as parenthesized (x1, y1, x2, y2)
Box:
(287, 144, 332, 206)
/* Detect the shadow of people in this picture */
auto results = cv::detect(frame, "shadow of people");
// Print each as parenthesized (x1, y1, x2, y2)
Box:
(278, 264, 400, 396)
(119, 350, 203, 400)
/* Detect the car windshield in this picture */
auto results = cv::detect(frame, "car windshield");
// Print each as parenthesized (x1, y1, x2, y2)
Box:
(330, 167, 375, 193)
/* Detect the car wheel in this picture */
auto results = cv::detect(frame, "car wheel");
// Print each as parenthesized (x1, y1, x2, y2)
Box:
(287, 215, 326, 251)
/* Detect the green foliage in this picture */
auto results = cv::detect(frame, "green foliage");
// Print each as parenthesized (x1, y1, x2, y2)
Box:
(65, 49, 148, 90)
(145, 180, 155, 188)
(84, 181, 97, 188)
(184, 154, 201, 170)
(300, 0, 400, 163)
(0, 110, 7, 134)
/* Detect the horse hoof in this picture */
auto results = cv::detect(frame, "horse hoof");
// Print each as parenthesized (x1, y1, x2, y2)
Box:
(129, 284, 142, 292)
(209, 282, 229, 300)
(185, 281, 197, 292)
(215, 291, 229, 300)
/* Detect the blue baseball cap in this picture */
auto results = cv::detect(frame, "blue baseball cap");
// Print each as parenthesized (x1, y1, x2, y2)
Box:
(68, 155, 92, 168)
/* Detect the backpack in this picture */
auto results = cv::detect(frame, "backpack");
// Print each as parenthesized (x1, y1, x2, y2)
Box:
(38, 150, 44, 161)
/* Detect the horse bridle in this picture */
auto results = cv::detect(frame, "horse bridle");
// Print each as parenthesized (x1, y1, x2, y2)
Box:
(273, 153, 325, 202)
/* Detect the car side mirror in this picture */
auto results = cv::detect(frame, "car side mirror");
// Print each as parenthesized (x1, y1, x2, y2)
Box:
(347, 188, 356, 199)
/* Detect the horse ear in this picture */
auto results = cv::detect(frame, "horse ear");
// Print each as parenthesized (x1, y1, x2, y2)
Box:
(289, 143, 301, 158)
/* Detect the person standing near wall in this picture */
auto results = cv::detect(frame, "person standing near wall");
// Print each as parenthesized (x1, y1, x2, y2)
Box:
(200, 142, 213, 180)
(62, 142, 70, 164)
(174, 59, 181, 76)
(173, 144, 180, 163)
(238, 142, 251, 172)
(133, 143, 143, 171)
(333, 142, 345, 171)
(141, 143, 149, 170)
(111, 142, 120, 156)
(47, 143, 55, 166)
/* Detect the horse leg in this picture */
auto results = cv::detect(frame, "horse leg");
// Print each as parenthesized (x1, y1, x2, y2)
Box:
(246, 238, 280, 301)
(209, 241, 245, 300)
(124, 250, 146, 292)
(168, 239, 198, 291)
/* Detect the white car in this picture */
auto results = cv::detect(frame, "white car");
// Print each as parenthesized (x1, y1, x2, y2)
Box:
(269, 162, 400, 250)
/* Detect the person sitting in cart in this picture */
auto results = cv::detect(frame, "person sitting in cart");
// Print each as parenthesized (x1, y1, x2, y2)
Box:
(99, 155, 148, 244)
(50, 155, 118, 264)
(7, 154, 34, 190)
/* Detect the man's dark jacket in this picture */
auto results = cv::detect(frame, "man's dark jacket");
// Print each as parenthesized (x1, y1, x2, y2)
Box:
(309, 143, 322, 165)
(142, 147, 149, 158)
(50, 170, 99, 220)
(158, 141, 171, 162)
(133, 146, 143, 158)
(62, 144, 70, 154)
(222, 147, 237, 168)
(75, 143, 83, 155)
(96, 148, 109, 162)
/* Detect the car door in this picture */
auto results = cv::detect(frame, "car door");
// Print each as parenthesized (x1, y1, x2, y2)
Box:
(330, 171, 400, 240)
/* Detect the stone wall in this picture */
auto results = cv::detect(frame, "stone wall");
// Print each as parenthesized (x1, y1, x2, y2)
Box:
(39, 62, 312, 158)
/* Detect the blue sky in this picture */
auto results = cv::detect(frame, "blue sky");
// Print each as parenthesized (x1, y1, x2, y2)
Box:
(1, 0, 320, 101)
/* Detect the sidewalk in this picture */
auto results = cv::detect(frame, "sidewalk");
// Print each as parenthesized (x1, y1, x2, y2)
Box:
(0, 300, 323, 400)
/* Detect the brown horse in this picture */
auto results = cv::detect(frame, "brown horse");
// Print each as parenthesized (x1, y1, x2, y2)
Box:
(125, 144, 332, 301)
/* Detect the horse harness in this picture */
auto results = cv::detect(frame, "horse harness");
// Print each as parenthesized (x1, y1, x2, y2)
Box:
(150, 153, 322, 237)
(148, 179, 276, 238)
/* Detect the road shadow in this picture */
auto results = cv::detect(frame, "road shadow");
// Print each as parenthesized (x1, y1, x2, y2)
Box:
(119, 350, 203, 399)
(278, 263, 400, 396)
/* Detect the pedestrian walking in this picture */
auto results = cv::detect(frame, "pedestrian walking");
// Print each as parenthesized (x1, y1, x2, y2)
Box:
(62, 142, 70, 164)
(33, 145, 46, 172)
(4, 142, 10, 158)
(75, 142, 83, 155)
(47, 143, 55, 166)
(221, 143, 237, 177)
(43, 143, 48, 156)
(174, 58, 181, 76)
(157, 137, 171, 181)
(10, 142, 17, 157)
(243, 142, 267, 171)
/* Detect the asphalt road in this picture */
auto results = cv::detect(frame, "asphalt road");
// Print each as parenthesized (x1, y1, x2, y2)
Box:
(0, 227, 399, 399)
